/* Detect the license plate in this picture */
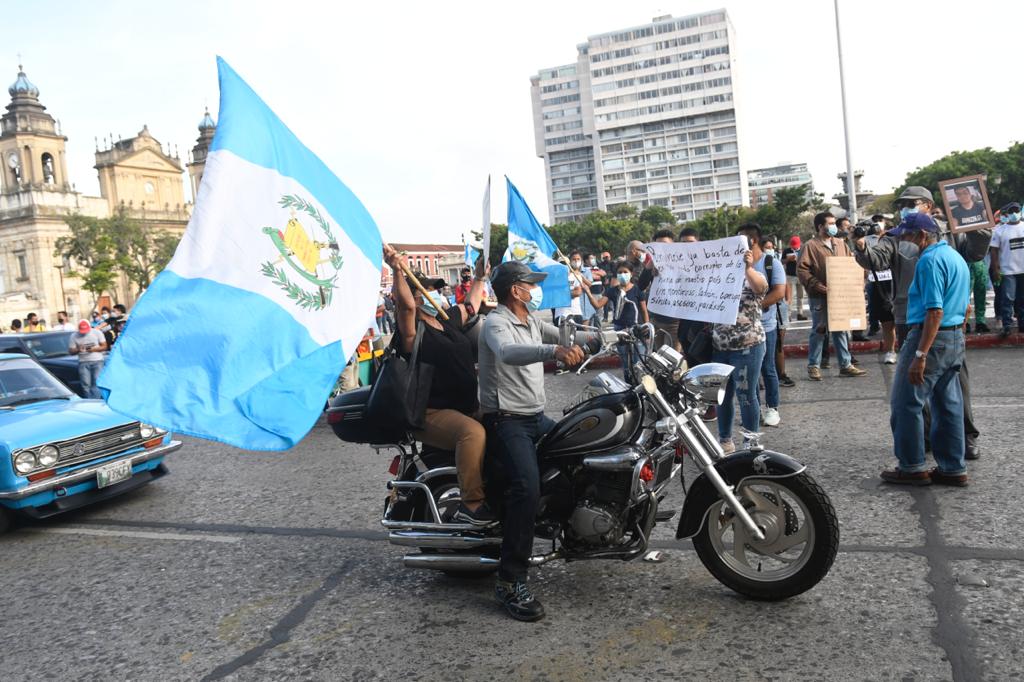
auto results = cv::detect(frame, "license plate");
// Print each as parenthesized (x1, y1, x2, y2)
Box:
(96, 459, 133, 489)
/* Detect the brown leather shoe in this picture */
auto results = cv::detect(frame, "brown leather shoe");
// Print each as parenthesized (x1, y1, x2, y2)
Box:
(840, 365, 867, 377)
(880, 468, 931, 486)
(807, 366, 822, 381)
(929, 468, 968, 487)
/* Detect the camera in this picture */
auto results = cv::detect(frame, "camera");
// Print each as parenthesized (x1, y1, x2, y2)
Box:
(852, 221, 873, 239)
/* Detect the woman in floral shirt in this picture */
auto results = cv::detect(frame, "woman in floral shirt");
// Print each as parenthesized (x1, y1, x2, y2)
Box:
(711, 249, 768, 453)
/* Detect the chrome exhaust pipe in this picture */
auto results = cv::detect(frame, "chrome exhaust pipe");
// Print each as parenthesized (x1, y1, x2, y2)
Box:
(389, 530, 502, 549)
(403, 554, 499, 572)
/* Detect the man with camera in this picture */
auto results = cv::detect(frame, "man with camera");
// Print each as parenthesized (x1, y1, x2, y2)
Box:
(68, 319, 108, 399)
(853, 220, 898, 363)
(854, 186, 990, 460)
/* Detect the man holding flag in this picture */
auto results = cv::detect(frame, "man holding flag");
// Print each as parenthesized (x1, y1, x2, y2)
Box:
(99, 57, 381, 451)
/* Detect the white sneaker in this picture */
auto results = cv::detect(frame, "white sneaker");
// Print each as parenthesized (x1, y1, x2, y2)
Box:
(883, 351, 898, 365)
(762, 407, 781, 427)
(719, 439, 736, 454)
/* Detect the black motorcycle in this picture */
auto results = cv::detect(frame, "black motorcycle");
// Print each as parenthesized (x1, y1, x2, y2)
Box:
(327, 325, 839, 600)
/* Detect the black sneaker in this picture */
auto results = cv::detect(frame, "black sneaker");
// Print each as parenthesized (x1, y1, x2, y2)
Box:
(495, 580, 545, 622)
(779, 375, 796, 388)
(453, 502, 498, 526)
(976, 322, 990, 334)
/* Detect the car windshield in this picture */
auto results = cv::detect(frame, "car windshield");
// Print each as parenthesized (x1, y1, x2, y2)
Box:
(23, 332, 74, 359)
(0, 357, 74, 407)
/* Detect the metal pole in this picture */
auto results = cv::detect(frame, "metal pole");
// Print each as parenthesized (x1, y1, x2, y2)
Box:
(834, 0, 857, 222)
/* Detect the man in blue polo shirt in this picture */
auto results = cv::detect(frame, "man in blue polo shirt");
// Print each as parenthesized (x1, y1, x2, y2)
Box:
(881, 212, 971, 486)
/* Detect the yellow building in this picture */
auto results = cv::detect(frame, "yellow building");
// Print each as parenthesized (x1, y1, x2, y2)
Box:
(0, 65, 210, 327)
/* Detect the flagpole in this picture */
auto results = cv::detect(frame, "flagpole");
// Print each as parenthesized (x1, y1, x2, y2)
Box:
(834, 0, 858, 222)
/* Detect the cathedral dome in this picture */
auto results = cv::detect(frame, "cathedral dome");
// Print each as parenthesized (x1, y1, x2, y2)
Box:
(198, 107, 216, 131)
(8, 65, 39, 99)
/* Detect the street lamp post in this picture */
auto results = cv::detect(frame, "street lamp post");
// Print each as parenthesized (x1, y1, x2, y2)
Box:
(834, 0, 857, 222)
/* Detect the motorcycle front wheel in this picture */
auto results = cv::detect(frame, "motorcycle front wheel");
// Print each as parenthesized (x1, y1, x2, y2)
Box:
(692, 473, 839, 600)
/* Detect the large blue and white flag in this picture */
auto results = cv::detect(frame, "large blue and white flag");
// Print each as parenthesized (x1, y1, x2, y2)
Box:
(464, 243, 481, 268)
(503, 177, 570, 310)
(99, 57, 382, 450)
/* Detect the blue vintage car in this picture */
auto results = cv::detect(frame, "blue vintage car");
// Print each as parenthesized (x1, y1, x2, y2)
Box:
(0, 352, 181, 533)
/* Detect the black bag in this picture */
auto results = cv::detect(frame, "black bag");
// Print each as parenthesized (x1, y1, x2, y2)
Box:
(687, 324, 714, 366)
(365, 322, 434, 433)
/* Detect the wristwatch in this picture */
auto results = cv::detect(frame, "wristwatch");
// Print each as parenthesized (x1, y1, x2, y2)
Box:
(914, 350, 927, 359)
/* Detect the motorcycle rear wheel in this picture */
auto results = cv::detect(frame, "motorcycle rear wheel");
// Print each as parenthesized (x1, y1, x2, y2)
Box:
(692, 473, 839, 600)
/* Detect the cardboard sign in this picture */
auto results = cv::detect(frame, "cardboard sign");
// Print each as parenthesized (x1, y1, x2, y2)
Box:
(938, 174, 995, 233)
(826, 257, 867, 331)
(644, 236, 749, 325)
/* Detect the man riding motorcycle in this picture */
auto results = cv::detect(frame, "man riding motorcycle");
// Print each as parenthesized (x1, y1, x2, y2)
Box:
(479, 261, 600, 621)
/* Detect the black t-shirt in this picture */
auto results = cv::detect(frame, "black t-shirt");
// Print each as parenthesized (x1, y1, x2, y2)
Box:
(782, 247, 798, 276)
(608, 285, 644, 330)
(951, 201, 987, 227)
(403, 307, 478, 415)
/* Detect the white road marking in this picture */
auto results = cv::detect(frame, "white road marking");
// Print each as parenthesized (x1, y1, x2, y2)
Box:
(28, 526, 242, 544)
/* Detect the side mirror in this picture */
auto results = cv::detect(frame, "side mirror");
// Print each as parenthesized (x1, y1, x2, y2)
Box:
(680, 362, 734, 406)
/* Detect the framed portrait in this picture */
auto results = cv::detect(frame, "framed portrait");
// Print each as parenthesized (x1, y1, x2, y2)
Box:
(938, 174, 994, 233)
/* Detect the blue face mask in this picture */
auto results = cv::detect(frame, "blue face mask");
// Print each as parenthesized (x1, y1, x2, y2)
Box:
(516, 285, 543, 312)
(900, 206, 918, 220)
(617, 272, 632, 285)
(826, 225, 838, 237)
(1009, 213, 1022, 223)
(419, 291, 446, 318)
(764, 249, 775, 257)
(1000, 214, 1010, 224)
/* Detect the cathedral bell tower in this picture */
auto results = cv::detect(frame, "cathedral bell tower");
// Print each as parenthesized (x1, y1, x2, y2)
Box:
(187, 107, 216, 199)
(0, 64, 70, 193)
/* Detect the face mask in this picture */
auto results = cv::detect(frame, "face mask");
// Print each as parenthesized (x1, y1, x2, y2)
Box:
(1000, 214, 1010, 224)
(764, 249, 775, 257)
(900, 206, 918, 220)
(461, 275, 471, 282)
(617, 272, 631, 285)
(1009, 213, 1021, 223)
(571, 260, 581, 270)
(826, 225, 838, 237)
(588, 257, 596, 266)
(516, 285, 543, 312)
(419, 291, 445, 317)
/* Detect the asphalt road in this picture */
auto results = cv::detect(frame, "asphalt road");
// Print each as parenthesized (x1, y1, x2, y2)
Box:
(1, 346, 1022, 681)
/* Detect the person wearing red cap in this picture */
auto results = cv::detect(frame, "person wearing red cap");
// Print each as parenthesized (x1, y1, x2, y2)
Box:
(68, 320, 108, 399)
(782, 235, 806, 320)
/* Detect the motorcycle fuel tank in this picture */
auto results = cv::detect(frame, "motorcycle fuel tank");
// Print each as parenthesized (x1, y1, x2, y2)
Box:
(540, 388, 643, 458)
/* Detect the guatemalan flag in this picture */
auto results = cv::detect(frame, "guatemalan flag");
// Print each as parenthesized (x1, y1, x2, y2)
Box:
(503, 178, 570, 310)
(99, 57, 382, 450)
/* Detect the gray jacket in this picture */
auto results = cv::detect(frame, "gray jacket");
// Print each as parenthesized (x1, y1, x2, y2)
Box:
(854, 224, 991, 324)
(478, 305, 597, 414)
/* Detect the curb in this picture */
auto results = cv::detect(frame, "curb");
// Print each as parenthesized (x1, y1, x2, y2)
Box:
(544, 332, 1024, 372)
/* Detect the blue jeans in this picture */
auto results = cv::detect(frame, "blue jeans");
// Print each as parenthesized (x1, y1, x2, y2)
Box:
(1000, 273, 1024, 330)
(890, 327, 966, 475)
(483, 412, 556, 583)
(78, 360, 104, 399)
(807, 299, 852, 369)
(712, 342, 766, 442)
(760, 328, 780, 409)
(616, 340, 647, 384)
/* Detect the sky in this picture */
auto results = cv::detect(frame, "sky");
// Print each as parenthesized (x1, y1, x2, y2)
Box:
(5, 0, 1022, 245)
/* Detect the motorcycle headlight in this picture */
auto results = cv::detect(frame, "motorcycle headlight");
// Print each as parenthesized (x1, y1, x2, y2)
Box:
(680, 362, 735, 406)
(37, 445, 59, 468)
(14, 451, 37, 474)
(139, 424, 156, 439)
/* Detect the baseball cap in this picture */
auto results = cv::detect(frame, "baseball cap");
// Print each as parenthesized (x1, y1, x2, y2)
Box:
(490, 261, 547, 292)
(789, 236, 801, 249)
(895, 186, 933, 206)
(1000, 201, 1021, 213)
(77, 320, 91, 333)
(408, 270, 445, 290)
(890, 212, 939, 237)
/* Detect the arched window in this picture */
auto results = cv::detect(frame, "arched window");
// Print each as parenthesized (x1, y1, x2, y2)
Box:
(41, 152, 55, 184)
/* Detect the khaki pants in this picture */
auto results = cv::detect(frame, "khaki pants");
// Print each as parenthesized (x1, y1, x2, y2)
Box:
(414, 408, 486, 505)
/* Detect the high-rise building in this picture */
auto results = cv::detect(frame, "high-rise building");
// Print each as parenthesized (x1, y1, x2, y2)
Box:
(531, 9, 745, 224)
(747, 162, 814, 208)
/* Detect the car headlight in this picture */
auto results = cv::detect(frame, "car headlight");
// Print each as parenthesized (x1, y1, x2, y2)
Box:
(14, 451, 37, 474)
(37, 445, 59, 468)
(139, 424, 156, 439)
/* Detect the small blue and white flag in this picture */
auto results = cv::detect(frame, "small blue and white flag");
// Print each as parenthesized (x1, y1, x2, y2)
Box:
(503, 177, 570, 310)
(464, 243, 481, 268)
(99, 57, 382, 450)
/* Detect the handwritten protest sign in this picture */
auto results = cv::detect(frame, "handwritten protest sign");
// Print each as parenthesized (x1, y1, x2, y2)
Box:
(826, 256, 867, 331)
(644, 236, 749, 325)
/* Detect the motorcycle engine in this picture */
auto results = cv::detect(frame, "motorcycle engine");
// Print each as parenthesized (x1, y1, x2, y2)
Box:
(569, 500, 625, 546)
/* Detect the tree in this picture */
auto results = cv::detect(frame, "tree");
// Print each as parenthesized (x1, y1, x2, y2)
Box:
(639, 205, 676, 230)
(55, 214, 119, 306)
(899, 147, 1019, 209)
(106, 210, 179, 293)
(687, 204, 753, 241)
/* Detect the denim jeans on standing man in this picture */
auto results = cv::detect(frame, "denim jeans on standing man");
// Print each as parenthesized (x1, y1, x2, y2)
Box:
(890, 327, 966, 475)
(483, 412, 556, 583)
(712, 342, 766, 443)
(760, 328, 780, 410)
(807, 299, 852, 369)
(1000, 273, 1024, 331)
(78, 360, 104, 399)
